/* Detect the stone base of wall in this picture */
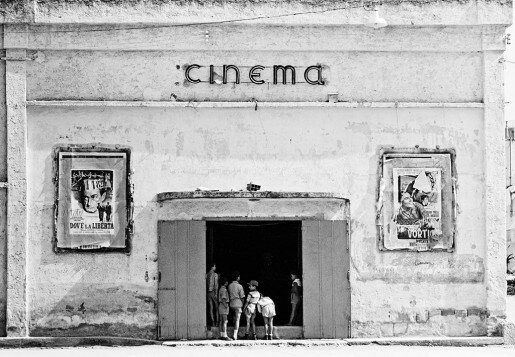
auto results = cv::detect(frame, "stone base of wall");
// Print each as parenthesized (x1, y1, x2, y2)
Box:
(504, 322, 515, 345)
(30, 323, 156, 339)
(352, 308, 489, 338)
(29, 285, 157, 339)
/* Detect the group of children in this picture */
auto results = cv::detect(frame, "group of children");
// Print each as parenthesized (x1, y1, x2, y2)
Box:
(207, 263, 302, 341)
(219, 273, 276, 340)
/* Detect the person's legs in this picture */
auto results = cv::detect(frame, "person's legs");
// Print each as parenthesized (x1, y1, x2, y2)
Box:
(219, 314, 227, 338)
(207, 294, 215, 326)
(223, 315, 229, 339)
(287, 302, 297, 325)
(293, 302, 300, 325)
(269, 317, 274, 339)
(294, 302, 301, 325)
(233, 310, 242, 339)
(244, 313, 251, 337)
(250, 314, 256, 338)
(213, 299, 219, 325)
(263, 317, 269, 340)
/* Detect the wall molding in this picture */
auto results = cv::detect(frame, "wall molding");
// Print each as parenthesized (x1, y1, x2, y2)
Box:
(26, 100, 485, 109)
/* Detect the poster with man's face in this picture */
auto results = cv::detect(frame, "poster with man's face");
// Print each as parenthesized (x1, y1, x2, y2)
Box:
(56, 151, 128, 250)
(69, 170, 115, 235)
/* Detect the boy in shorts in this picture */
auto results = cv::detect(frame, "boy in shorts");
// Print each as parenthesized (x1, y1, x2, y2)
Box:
(243, 280, 261, 340)
(218, 277, 231, 340)
(257, 294, 276, 340)
(227, 271, 245, 340)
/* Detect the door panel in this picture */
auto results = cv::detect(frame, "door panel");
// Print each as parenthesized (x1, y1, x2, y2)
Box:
(302, 221, 321, 338)
(157, 289, 176, 339)
(158, 220, 206, 340)
(302, 220, 349, 339)
(175, 221, 189, 339)
(158, 221, 177, 340)
(320, 222, 335, 338)
(332, 221, 349, 337)
(187, 221, 207, 338)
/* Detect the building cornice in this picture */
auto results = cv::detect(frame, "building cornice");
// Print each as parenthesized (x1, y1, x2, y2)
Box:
(0, 0, 512, 26)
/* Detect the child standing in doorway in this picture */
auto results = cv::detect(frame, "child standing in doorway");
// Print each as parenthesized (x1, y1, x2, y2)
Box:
(287, 271, 302, 326)
(243, 280, 261, 340)
(206, 263, 219, 327)
(218, 277, 231, 340)
(228, 271, 245, 340)
(257, 294, 276, 340)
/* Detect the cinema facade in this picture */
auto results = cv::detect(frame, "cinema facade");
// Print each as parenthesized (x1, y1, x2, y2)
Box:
(0, 0, 511, 341)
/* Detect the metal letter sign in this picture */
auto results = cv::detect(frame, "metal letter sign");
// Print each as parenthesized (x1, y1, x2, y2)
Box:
(184, 64, 325, 85)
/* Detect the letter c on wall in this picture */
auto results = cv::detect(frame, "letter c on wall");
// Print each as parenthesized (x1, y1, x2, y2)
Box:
(185, 64, 201, 83)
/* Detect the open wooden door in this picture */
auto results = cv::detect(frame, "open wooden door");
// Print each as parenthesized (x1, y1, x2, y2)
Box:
(302, 220, 350, 338)
(158, 220, 206, 340)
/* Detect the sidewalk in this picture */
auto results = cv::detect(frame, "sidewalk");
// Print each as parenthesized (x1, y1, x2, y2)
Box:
(162, 337, 504, 348)
(0, 335, 508, 349)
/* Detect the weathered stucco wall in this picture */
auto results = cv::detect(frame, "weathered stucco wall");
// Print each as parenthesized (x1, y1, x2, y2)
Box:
(0, 24, 7, 337)
(0, 0, 507, 340)
(25, 48, 483, 103)
(27, 105, 486, 337)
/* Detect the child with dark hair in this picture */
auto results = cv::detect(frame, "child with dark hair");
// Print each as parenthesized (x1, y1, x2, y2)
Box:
(206, 263, 219, 327)
(227, 271, 245, 340)
(243, 280, 261, 340)
(287, 271, 302, 326)
(218, 276, 231, 340)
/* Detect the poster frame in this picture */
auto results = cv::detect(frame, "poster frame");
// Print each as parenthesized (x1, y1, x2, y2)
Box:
(53, 144, 133, 254)
(377, 147, 457, 252)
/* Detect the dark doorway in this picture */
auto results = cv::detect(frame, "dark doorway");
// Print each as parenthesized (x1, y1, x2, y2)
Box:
(206, 220, 302, 326)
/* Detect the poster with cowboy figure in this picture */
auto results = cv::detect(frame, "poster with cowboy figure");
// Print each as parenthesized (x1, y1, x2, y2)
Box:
(392, 168, 442, 251)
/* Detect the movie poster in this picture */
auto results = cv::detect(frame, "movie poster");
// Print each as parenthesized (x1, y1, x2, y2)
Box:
(392, 168, 442, 251)
(69, 170, 115, 236)
(55, 150, 129, 250)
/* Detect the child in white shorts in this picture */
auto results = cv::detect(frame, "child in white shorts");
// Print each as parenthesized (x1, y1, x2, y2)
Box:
(257, 295, 276, 340)
(243, 280, 261, 340)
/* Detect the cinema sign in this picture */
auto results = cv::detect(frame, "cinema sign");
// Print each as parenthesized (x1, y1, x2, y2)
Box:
(184, 64, 325, 85)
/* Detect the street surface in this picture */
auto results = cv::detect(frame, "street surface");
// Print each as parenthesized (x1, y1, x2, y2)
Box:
(0, 345, 514, 357)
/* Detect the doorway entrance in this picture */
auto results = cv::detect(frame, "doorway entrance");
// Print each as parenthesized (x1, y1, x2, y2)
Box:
(157, 214, 350, 340)
(206, 220, 302, 327)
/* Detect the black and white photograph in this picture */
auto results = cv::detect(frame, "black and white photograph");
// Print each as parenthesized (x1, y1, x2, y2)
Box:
(0, 0, 514, 357)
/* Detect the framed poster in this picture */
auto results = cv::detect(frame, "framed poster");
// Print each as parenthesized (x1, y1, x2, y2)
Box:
(378, 149, 455, 252)
(54, 147, 132, 252)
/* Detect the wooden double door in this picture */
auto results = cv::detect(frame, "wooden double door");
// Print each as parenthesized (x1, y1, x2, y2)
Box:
(157, 220, 350, 340)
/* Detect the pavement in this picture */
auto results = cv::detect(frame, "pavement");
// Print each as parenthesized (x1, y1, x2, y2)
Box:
(0, 344, 514, 357)
(162, 336, 504, 347)
(0, 336, 506, 349)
